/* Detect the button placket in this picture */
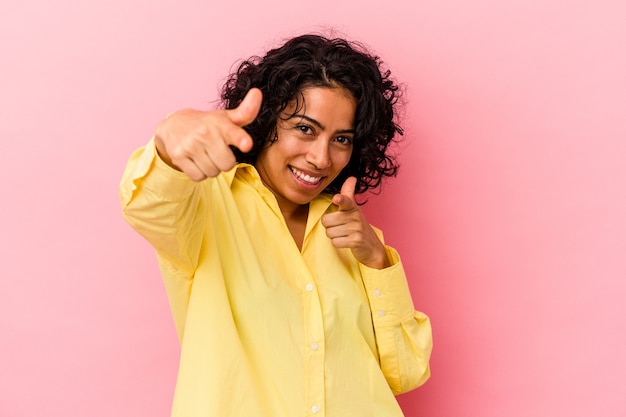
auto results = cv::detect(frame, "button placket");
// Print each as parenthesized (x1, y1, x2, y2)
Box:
(301, 272, 324, 417)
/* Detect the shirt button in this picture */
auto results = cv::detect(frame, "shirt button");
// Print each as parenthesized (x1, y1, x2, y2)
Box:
(378, 310, 386, 317)
(311, 342, 319, 351)
(373, 289, 382, 297)
(311, 405, 320, 413)
(305, 284, 314, 292)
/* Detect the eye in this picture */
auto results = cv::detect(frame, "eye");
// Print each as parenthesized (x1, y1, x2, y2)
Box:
(334, 136, 353, 146)
(296, 125, 313, 134)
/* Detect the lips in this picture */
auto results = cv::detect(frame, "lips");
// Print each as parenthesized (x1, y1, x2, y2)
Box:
(289, 166, 323, 185)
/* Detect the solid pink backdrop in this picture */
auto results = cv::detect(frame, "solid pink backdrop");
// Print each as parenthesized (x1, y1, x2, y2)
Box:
(1, 0, 624, 416)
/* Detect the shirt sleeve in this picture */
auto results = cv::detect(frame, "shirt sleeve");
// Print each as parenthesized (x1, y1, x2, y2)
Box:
(119, 138, 207, 280)
(119, 139, 212, 338)
(359, 245, 433, 395)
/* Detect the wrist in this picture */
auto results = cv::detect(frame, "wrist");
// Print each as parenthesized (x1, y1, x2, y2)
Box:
(153, 130, 180, 171)
(362, 245, 391, 270)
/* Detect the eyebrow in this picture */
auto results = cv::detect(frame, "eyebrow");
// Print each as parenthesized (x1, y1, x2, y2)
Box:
(293, 114, 355, 135)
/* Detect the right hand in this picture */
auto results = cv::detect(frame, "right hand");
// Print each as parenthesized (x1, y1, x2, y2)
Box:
(154, 88, 262, 181)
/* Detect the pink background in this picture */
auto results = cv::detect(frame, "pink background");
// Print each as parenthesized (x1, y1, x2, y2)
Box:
(1, 0, 625, 416)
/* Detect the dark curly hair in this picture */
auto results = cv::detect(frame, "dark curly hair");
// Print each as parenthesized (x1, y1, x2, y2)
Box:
(220, 34, 403, 195)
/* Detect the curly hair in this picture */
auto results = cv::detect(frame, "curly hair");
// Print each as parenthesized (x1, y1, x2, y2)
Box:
(220, 34, 403, 195)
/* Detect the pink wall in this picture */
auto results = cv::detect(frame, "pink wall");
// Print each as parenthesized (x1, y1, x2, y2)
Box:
(1, 0, 624, 416)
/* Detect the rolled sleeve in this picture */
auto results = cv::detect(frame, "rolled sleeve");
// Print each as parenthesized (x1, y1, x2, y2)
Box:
(359, 245, 432, 394)
(359, 246, 416, 325)
(120, 138, 198, 207)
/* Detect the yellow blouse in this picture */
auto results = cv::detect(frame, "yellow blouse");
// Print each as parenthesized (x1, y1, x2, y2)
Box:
(119, 139, 432, 417)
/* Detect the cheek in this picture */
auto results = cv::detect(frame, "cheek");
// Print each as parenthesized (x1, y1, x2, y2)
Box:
(258, 143, 287, 165)
(333, 150, 353, 170)
(271, 138, 301, 158)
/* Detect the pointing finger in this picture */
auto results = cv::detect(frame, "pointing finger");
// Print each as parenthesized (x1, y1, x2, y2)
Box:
(341, 176, 356, 200)
(333, 176, 357, 211)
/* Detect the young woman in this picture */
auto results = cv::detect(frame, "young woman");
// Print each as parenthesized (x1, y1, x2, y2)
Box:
(120, 34, 432, 417)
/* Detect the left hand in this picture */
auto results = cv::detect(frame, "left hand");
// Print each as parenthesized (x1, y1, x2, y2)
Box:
(321, 177, 391, 269)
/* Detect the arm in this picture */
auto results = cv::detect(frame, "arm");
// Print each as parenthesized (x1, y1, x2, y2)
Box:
(360, 246, 433, 394)
(119, 139, 206, 279)
(321, 178, 432, 393)
(119, 89, 262, 336)
(120, 140, 209, 338)
(120, 87, 262, 269)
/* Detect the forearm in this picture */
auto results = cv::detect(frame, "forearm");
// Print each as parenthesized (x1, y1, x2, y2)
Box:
(360, 247, 433, 394)
(119, 138, 205, 275)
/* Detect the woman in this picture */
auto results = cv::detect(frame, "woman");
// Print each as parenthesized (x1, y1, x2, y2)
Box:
(120, 34, 432, 417)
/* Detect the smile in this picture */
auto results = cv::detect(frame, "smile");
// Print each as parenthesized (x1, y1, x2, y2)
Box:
(289, 166, 323, 185)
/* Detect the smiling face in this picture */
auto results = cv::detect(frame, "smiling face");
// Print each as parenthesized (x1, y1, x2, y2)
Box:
(255, 86, 357, 216)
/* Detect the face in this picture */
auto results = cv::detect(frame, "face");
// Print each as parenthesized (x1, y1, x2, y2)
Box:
(255, 86, 357, 215)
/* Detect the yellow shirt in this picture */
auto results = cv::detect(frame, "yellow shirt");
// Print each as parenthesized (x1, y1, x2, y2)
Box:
(119, 139, 432, 417)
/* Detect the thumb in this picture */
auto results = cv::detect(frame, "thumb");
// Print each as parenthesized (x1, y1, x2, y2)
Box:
(228, 88, 263, 127)
(334, 176, 357, 211)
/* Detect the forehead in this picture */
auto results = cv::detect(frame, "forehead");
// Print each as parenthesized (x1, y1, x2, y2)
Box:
(283, 86, 357, 127)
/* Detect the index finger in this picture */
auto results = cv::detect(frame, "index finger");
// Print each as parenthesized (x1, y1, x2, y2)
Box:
(333, 176, 357, 211)
(221, 124, 254, 153)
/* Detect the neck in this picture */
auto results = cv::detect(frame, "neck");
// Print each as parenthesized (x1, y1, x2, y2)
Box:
(279, 203, 309, 252)
(280, 202, 308, 220)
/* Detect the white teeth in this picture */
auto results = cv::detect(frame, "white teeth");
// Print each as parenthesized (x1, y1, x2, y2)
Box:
(290, 167, 322, 184)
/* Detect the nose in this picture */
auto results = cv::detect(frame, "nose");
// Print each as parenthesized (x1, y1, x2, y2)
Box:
(306, 138, 331, 170)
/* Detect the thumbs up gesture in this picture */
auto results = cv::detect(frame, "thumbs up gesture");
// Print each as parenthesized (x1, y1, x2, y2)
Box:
(154, 88, 263, 181)
(321, 177, 391, 269)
